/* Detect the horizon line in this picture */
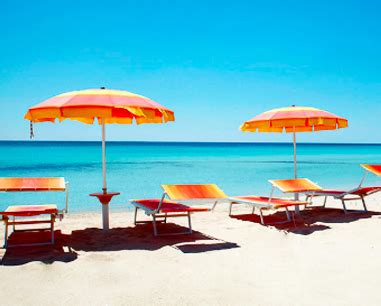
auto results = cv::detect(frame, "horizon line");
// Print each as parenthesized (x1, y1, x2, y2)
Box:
(1, 140, 381, 145)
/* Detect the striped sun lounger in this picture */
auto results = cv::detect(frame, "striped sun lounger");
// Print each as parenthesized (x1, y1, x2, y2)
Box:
(229, 178, 319, 225)
(130, 184, 228, 236)
(303, 164, 381, 213)
(0, 177, 69, 248)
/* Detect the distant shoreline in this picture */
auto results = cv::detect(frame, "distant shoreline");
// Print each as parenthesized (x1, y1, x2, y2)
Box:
(0, 140, 381, 146)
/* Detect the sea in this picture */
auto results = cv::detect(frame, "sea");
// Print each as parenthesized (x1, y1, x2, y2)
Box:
(1, 141, 381, 213)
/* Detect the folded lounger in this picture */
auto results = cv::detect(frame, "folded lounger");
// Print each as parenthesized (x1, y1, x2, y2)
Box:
(303, 164, 381, 213)
(0, 177, 69, 248)
(130, 184, 228, 236)
(229, 178, 321, 225)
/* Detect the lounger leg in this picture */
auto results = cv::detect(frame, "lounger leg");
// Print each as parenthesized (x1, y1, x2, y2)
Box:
(134, 207, 138, 225)
(51, 215, 55, 245)
(251, 205, 256, 214)
(259, 208, 265, 225)
(341, 199, 348, 214)
(164, 213, 167, 224)
(188, 212, 192, 234)
(4, 220, 8, 248)
(211, 200, 218, 212)
(229, 202, 233, 216)
(323, 196, 327, 208)
(360, 196, 368, 212)
(12, 216, 15, 231)
(285, 207, 291, 221)
(152, 215, 158, 237)
(304, 195, 310, 209)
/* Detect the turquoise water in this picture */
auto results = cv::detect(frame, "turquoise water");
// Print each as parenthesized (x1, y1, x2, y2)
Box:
(1, 141, 381, 213)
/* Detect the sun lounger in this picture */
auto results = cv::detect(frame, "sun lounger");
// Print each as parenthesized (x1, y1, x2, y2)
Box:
(303, 164, 381, 213)
(229, 178, 320, 225)
(130, 184, 228, 236)
(0, 177, 69, 248)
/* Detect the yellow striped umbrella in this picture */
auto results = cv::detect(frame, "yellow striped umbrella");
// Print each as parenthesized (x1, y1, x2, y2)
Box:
(241, 105, 348, 179)
(25, 87, 175, 230)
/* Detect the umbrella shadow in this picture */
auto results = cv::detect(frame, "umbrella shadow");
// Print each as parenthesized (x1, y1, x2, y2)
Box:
(65, 223, 239, 254)
(0, 230, 78, 266)
(0, 224, 239, 266)
(230, 208, 381, 235)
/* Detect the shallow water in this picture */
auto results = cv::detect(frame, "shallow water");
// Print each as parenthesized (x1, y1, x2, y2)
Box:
(1, 141, 380, 212)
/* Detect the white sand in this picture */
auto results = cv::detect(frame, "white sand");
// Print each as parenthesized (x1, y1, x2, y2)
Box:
(1, 196, 381, 306)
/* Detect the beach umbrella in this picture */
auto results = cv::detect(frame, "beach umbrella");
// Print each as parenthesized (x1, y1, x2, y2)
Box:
(240, 105, 348, 205)
(25, 87, 175, 230)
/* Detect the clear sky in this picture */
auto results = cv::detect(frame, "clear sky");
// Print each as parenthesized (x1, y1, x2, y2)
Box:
(1, 0, 380, 143)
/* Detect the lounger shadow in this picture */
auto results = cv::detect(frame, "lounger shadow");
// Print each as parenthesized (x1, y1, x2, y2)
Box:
(0, 230, 77, 266)
(65, 225, 239, 254)
(230, 208, 381, 235)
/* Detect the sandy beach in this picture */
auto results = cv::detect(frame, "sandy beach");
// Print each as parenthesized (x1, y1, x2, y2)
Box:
(1, 195, 381, 306)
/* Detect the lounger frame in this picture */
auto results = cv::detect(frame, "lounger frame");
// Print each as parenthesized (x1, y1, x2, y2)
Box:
(229, 182, 312, 225)
(2, 210, 60, 248)
(0, 178, 69, 248)
(304, 165, 381, 213)
(229, 197, 294, 225)
(131, 193, 192, 236)
(130, 184, 226, 236)
(305, 190, 370, 214)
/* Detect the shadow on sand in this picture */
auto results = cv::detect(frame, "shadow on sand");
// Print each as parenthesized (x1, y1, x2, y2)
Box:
(230, 207, 381, 235)
(66, 223, 239, 254)
(0, 230, 78, 266)
(0, 223, 239, 266)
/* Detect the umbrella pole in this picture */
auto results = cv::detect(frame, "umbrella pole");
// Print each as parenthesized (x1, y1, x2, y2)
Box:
(102, 122, 107, 193)
(293, 129, 297, 179)
(293, 129, 300, 214)
(101, 122, 109, 230)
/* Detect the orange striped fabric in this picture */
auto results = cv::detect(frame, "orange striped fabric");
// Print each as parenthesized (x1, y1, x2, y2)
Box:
(0, 177, 66, 192)
(269, 178, 322, 193)
(24, 88, 175, 125)
(162, 184, 228, 200)
(0, 204, 58, 216)
(361, 164, 381, 176)
(132, 199, 210, 213)
(240, 106, 348, 133)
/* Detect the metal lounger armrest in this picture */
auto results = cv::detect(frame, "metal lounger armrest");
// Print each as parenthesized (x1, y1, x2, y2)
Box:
(228, 197, 273, 209)
(153, 192, 167, 214)
(130, 201, 155, 215)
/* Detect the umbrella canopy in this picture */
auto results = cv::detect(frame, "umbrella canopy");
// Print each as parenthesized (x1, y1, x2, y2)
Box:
(25, 88, 174, 125)
(240, 106, 347, 133)
(240, 105, 348, 179)
(25, 87, 175, 230)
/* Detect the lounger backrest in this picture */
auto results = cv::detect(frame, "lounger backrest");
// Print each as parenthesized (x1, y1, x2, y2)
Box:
(0, 177, 66, 192)
(161, 184, 228, 200)
(269, 178, 322, 193)
(361, 164, 381, 177)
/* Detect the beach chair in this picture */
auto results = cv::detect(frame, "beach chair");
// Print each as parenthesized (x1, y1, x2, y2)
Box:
(130, 184, 228, 236)
(0, 177, 69, 248)
(304, 164, 381, 213)
(229, 178, 321, 225)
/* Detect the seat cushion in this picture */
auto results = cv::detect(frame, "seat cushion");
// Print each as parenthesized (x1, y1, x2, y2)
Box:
(132, 199, 210, 213)
(0, 204, 58, 217)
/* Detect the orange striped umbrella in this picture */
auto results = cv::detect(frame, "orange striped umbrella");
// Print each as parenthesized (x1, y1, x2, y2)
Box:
(25, 88, 174, 125)
(25, 87, 175, 230)
(241, 105, 348, 179)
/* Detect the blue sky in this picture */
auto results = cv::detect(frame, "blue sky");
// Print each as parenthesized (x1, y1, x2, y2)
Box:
(1, 0, 380, 142)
